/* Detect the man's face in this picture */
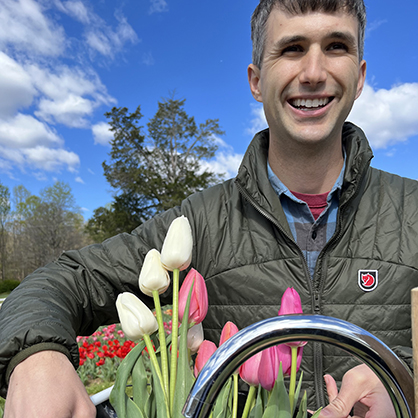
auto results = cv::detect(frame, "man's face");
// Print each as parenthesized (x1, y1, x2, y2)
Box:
(248, 8, 366, 149)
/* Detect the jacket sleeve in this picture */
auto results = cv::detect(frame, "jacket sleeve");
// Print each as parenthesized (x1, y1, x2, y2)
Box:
(0, 206, 185, 398)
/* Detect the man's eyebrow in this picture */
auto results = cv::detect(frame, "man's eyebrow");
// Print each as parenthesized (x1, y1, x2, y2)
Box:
(327, 31, 357, 46)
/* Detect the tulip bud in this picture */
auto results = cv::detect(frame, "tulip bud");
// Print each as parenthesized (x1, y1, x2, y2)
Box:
(116, 292, 158, 340)
(278, 287, 303, 316)
(178, 268, 208, 324)
(160, 215, 193, 271)
(139, 249, 170, 297)
(219, 321, 239, 346)
(278, 287, 307, 348)
(239, 351, 262, 387)
(258, 346, 280, 391)
(194, 340, 217, 377)
(187, 323, 204, 354)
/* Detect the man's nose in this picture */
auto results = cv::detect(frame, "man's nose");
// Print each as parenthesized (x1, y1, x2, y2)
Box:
(298, 48, 327, 86)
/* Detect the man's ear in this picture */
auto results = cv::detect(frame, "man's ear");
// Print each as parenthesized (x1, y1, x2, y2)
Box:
(248, 64, 263, 102)
(355, 59, 367, 100)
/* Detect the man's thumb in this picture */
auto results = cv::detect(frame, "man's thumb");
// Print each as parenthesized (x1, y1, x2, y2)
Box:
(318, 395, 352, 417)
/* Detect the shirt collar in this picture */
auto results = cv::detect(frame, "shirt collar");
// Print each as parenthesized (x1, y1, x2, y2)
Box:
(268, 151, 346, 203)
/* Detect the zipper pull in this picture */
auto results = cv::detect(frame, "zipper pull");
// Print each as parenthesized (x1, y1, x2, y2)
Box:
(314, 293, 321, 313)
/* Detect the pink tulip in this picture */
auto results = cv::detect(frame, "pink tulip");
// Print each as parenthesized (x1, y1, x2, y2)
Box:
(277, 344, 303, 376)
(278, 287, 303, 316)
(178, 268, 208, 325)
(278, 287, 307, 348)
(239, 351, 262, 387)
(194, 340, 217, 377)
(258, 346, 280, 391)
(219, 321, 239, 346)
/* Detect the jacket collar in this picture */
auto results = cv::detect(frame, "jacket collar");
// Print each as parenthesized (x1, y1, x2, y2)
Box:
(234, 122, 374, 222)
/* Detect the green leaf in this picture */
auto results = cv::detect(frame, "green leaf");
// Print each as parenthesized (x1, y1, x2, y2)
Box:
(172, 282, 196, 418)
(295, 392, 307, 418)
(310, 407, 323, 418)
(110, 340, 145, 418)
(250, 386, 263, 418)
(150, 354, 170, 418)
(262, 363, 291, 418)
(145, 372, 156, 418)
(132, 354, 150, 414)
(213, 377, 233, 418)
(292, 371, 303, 416)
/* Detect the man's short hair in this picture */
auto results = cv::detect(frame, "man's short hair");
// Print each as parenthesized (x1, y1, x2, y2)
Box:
(251, 0, 367, 68)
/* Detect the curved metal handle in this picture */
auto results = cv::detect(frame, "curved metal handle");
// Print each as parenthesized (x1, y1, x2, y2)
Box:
(182, 315, 414, 418)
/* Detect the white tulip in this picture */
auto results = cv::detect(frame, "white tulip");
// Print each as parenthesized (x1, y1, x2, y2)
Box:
(187, 323, 204, 354)
(116, 293, 158, 340)
(139, 249, 170, 296)
(160, 215, 193, 271)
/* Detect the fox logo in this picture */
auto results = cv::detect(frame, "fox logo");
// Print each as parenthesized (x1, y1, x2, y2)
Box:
(358, 270, 378, 292)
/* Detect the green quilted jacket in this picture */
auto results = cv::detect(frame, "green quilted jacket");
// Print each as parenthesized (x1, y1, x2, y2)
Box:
(1, 122, 417, 408)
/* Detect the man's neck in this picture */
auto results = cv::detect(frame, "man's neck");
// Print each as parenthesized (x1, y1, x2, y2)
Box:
(268, 138, 344, 195)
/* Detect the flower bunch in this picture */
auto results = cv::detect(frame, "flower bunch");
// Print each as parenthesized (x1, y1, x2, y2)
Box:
(110, 216, 320, 418)
(193, 288, 319, 418)
(110, 216, 207, 418)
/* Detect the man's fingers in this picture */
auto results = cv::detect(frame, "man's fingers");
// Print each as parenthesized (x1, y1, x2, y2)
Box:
(324, 374, 339, 403)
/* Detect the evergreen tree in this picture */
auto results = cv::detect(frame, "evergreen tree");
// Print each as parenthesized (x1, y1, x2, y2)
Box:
(88, 96, 225, 241)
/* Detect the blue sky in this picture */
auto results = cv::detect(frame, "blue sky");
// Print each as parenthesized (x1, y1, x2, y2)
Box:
(1, 0, 417, 219)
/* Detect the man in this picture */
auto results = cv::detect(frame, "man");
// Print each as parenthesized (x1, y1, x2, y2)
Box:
(1, 0, 416, 417)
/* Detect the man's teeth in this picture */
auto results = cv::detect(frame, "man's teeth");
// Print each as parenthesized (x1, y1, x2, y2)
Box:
(291, 98, 331, 109)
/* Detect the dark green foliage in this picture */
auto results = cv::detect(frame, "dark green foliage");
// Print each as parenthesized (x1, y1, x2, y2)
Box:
(87, 95, 225, 241)
(0, 279, 20, 293)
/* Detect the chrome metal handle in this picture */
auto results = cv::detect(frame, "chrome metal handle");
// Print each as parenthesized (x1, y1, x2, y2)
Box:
(182, 315, 414, 418)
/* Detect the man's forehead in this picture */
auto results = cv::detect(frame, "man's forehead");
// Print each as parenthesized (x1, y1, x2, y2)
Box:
(265, 7, 359, 39)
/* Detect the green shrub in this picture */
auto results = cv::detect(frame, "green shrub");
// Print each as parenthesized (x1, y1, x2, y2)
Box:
(0, 280, 20, 294)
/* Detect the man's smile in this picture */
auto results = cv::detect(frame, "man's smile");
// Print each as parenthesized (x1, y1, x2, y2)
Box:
(289, 97, 334, 111)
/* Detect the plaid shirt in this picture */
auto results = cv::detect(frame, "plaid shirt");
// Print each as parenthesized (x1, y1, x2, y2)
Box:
(268, 160, 345, 278)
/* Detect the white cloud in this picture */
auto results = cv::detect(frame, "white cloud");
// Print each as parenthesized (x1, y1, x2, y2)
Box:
(0, 0, 136, 179)
(92, 121, 113, 146)
(56, 0, 90, 24)
(348, 82, 418, 149)
(149, 0, 168, 14)
(246, 103, 268, 137)
(0, 52, 36, 116)
(26, 64, 116, 128)
(201, 152, 243, 179)
(75, 176, 84, 184)
(142, 52, 155, 66)
(22, 146, 80, 172)
(0, 113, 62, 148)
(0, 0, 66, 56)
(85, 10, 139, 59)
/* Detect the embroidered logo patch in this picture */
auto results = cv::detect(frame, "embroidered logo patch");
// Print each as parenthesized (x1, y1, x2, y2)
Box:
(358, 270, 378, 292)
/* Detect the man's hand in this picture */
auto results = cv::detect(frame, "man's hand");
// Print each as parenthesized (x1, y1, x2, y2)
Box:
(318, 364, 395, 418)
(4, 350, 96, 418)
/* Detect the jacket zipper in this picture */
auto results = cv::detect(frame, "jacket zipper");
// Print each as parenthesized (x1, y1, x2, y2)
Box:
(311, 162, 370, 406)
(235, 182, 313, 286)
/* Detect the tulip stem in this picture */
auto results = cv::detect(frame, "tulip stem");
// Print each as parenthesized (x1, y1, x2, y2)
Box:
(152, 290, 169, 401)
(169, 267, 180, 413)
(241, 385, 256, 418)
(232, 374, 239, 418)
(289, 346, 298, 413)
(143, 333, 167, 404)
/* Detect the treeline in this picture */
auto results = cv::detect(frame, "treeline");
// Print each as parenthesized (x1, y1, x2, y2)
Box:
(0, 96, 224, 281)
(0, 181, 88, 282)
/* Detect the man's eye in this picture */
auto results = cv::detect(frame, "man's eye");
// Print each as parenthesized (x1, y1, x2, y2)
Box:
(328, 42, 349, 52)
(282, 45, 303, 54)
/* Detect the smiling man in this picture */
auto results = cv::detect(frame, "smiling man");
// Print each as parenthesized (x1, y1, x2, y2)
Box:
(1, 1, 417, 418)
